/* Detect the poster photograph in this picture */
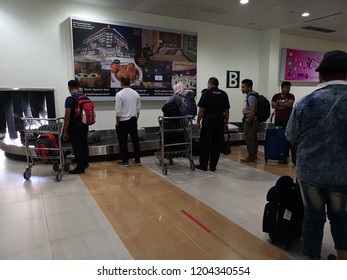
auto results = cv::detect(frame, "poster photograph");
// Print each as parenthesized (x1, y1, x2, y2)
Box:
(71, 17, 198, 99)
(280, 48, 324, 82)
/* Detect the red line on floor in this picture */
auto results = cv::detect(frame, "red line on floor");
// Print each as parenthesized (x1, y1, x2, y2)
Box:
(180, 209, 212, 233)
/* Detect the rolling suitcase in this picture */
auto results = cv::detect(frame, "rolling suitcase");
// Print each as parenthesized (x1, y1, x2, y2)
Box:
(262, 176, 304, 249)
(264, 128, 289, 162)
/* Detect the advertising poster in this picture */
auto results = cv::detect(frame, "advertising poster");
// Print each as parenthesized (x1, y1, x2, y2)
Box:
(280, 48, 324, 82)
(71, 18, 198, 99)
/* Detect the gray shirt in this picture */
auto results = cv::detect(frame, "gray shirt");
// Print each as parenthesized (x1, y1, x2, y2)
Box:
(244, 90, 257, 117)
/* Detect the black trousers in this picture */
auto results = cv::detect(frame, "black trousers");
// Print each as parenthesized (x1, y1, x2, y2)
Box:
(116, 117, 141, 163)
(199, 114, 224, 170)
(69, 124, 89, 170)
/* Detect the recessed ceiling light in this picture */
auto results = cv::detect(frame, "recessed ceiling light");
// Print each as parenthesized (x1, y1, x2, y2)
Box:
(240, 0, 249, 4)
(302, 12, 310, 17)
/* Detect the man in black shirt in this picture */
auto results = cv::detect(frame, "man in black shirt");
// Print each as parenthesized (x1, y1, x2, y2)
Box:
(196, 77, 230, 171)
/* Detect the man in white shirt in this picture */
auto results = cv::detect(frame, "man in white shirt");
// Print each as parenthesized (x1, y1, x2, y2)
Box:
(115, 75, 141, 167)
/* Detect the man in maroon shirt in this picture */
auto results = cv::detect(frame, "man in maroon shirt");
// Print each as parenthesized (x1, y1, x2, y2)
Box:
(271, 81, 296, 164)
(271, 81, 295, 128)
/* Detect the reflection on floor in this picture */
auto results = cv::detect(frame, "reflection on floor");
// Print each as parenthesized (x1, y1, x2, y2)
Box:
(0, 146, 335, 259)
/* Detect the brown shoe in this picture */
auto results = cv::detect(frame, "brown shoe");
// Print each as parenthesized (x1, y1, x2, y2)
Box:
(241, 157, 256, 163)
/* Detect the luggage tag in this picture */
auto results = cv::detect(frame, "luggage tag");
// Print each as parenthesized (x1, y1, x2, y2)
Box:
(283, 209, 292, 220)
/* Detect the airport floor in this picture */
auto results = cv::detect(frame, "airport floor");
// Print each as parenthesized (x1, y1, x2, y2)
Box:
(0, 146, 335, 260)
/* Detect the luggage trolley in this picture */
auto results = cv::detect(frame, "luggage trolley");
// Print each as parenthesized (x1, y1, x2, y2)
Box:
(22, 117, 73, 182)
(155, 115, 195, 175)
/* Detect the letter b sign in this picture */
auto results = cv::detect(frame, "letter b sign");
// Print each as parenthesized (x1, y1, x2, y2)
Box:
(226, 71, 240, 88)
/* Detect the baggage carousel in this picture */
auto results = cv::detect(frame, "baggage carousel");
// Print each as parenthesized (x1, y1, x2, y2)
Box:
(0, 123, 269, 161)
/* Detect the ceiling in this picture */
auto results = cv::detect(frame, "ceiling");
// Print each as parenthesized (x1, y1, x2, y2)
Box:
(70, 0, 347, 43)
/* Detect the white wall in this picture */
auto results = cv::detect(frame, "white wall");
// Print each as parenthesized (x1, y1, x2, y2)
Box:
(1, 0, 346, 129)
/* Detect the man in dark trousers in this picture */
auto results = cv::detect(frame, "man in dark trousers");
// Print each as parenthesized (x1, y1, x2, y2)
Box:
(196, 77, 230, 171)
(271, 81, 295, 128)
(63, 80, 89, 174)
(115, 75, 141, 167)
(271, 81, 296, 164)
(241, 79, 258, 163)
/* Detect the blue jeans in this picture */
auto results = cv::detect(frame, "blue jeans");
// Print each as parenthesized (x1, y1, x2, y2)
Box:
(299, 180, 347, 259)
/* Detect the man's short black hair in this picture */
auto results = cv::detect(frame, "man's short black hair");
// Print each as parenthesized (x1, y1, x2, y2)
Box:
(68, 79, 79, 88)
(121, 75, 131, 86)
(281, 81, 291, 88)
(241, 79, 253, 88)
(208, 77, 219, 87)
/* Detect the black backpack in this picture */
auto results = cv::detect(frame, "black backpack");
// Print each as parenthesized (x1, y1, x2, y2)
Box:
(262, 176, 304, 249)
(162, 102, 181, 117)
(248, 92, 271, 123)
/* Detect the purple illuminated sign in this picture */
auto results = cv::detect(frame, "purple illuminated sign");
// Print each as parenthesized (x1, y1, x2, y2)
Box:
(280, 48, 324, 82)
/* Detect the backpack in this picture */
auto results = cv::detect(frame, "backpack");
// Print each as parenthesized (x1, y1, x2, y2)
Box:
(71, 95, 96, 125)
(162, 101, 181, 117)
(180, 90, 197, 117)
(248, 92, 271, 123)
(262, 176, 304, 249)
(34, 133, 59, 164)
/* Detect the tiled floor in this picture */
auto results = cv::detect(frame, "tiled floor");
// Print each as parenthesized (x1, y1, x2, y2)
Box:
(0, 146, 335, 259)
(0, 152, 131, 260)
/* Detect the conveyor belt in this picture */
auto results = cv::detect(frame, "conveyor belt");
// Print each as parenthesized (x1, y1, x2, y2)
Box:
(0, 124, 268, 159)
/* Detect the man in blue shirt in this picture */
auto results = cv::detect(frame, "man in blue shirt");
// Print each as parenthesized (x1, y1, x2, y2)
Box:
(63, 80, 89, 174)
(286, 50, 347, 260)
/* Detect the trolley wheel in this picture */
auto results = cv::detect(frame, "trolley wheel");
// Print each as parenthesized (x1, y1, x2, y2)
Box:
(190, 161, 195, 171)
(53, 163, 59, 172)
(162, 165, 167, 175)
(56, 169, 63, 182)
(169, 158, 173, 165)
(23, 167, 31, 180)
(64, 163, 70, 172)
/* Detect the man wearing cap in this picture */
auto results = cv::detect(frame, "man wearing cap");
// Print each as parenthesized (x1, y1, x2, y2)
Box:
(286, 50, 347, 260)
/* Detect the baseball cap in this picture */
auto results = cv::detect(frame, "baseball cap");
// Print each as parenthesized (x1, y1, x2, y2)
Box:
(315, 50, 347, 73)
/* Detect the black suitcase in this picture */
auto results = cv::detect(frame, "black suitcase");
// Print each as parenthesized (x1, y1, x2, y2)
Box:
(262, 176, 304, 249)
(264, 128, 289, 162)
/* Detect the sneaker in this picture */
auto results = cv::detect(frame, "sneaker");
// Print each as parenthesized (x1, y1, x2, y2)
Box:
(69, 168, 85, 174)
(195, 165, 207, 171)
(328, 254, 337, 260)
(134, 159, 141, 166)
(241, 157, 256, 163)
(118, 161, 129, 167)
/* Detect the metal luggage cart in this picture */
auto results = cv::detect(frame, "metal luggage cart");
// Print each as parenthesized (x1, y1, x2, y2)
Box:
(155, 115, 195, 175)
(21, 117, 73, 182)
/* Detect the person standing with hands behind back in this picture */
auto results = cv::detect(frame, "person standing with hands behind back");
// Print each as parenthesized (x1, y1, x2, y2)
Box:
(63, 80, 89, 174)
(115, 75, 142, 167)
(196, 77, 230, 172)
(286, 50, 347, 260)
